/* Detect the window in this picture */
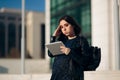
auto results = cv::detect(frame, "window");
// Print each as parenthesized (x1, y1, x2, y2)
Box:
(8, 16, 16, 21)
(8, 23, 20, 58)
(40, 24, 45, 59)
(0, 22, 5, 57)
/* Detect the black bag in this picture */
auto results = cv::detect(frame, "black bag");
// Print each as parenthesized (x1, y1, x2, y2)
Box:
(84, 46, 101, 71)
(79, 36, 101, 71)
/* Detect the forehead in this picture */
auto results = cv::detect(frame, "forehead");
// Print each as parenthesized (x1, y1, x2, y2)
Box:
(59, 20, 68, 24)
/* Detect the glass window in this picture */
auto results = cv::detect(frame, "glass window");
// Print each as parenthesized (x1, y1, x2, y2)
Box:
(18, 25, 21, 55)
(81, 5, 91, 34)
(40, 24, 45, 59)
(58, 0, 64, 4)
(50, 0, 91, 38)
(51, 0, 56, 8)
(8, 16, 16, 21)
(0, 16, 5, 20)
(0, 22, 5, 57)
(8, 23, 19, 58)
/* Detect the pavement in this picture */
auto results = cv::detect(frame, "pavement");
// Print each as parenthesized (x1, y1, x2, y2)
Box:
(0, 73, 52, 80)
(32, 73, 51, 80)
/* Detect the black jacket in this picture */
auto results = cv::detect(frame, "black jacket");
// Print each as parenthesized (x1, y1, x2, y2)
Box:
(48, 35, 90, 80)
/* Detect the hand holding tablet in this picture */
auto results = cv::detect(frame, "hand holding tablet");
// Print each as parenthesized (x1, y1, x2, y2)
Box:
(45, 41, 65, 56)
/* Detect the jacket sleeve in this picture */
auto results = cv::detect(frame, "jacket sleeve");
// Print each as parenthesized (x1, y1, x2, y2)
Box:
(68, 37, 90, 67)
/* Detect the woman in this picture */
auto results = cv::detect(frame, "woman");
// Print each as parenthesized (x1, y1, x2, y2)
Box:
(48, 15, 90, 80)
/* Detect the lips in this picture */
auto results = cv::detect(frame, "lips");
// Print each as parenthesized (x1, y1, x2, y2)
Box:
(64, 33, 69, 36)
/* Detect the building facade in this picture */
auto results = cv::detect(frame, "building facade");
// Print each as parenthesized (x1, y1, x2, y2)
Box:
(0, 8, 49, 74)
(0, 8, 21, 58)
(0, 8, 45, 59)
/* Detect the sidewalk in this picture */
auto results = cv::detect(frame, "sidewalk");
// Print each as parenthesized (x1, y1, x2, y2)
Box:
(31, 73, 51, 80)
(0, 73, 51, 80)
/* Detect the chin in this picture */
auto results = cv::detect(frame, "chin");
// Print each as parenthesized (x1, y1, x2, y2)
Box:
(64, 34, 69, 36)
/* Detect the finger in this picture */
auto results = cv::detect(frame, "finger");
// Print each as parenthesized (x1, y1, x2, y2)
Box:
(60, 46, 65, 48)
(60, 48, 64, 53)
(56, 25, 61, 31)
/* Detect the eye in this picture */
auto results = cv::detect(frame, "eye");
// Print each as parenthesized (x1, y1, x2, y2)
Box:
(60, 26, 63, 29)
(65, 23, 69, 27)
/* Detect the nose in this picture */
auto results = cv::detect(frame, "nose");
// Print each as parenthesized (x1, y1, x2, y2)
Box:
(63, 27, 66, 31)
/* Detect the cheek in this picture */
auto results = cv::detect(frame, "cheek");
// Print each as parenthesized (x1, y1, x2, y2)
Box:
(61, 29, 66, 34)
(68, 26, 73, 31)
(61, 28, 64, 32)
(69, 28, 74, 33)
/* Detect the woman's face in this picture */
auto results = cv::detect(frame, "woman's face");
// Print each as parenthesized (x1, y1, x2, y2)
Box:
(59, 20, 75, 37)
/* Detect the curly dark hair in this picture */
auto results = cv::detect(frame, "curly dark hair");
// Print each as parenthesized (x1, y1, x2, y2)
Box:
(59, 15, 81, 36)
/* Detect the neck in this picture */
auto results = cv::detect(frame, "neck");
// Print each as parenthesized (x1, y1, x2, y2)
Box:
(68, 35, 77, 39)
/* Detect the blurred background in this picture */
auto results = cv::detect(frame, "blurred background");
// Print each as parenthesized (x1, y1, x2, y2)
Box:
(0, 0, 120, 76)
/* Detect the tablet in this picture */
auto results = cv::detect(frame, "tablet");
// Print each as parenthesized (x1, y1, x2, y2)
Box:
(45, 41, 65, 56)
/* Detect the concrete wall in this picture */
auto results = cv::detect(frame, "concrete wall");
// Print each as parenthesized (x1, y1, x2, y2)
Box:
(0, 59, 50, 74)
(91, 0, 118, 70)
(0, 74, 51, 80)
(26, 12, 45, 59)
(84, 71, 120, 80)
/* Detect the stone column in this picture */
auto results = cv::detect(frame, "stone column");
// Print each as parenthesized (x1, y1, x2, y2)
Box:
(91, 0, 117, 70)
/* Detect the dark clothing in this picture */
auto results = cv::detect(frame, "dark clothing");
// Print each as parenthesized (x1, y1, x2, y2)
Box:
(48, 36, 90, 80)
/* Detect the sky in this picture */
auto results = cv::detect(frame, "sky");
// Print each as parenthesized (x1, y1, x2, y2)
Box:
(0, 0, 45, 12)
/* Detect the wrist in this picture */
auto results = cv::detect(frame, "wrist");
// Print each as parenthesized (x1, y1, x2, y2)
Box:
(65, 48, 71, 55)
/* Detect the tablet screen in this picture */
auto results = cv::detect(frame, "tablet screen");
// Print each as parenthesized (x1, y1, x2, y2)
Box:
(45, 41, 65, 55)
